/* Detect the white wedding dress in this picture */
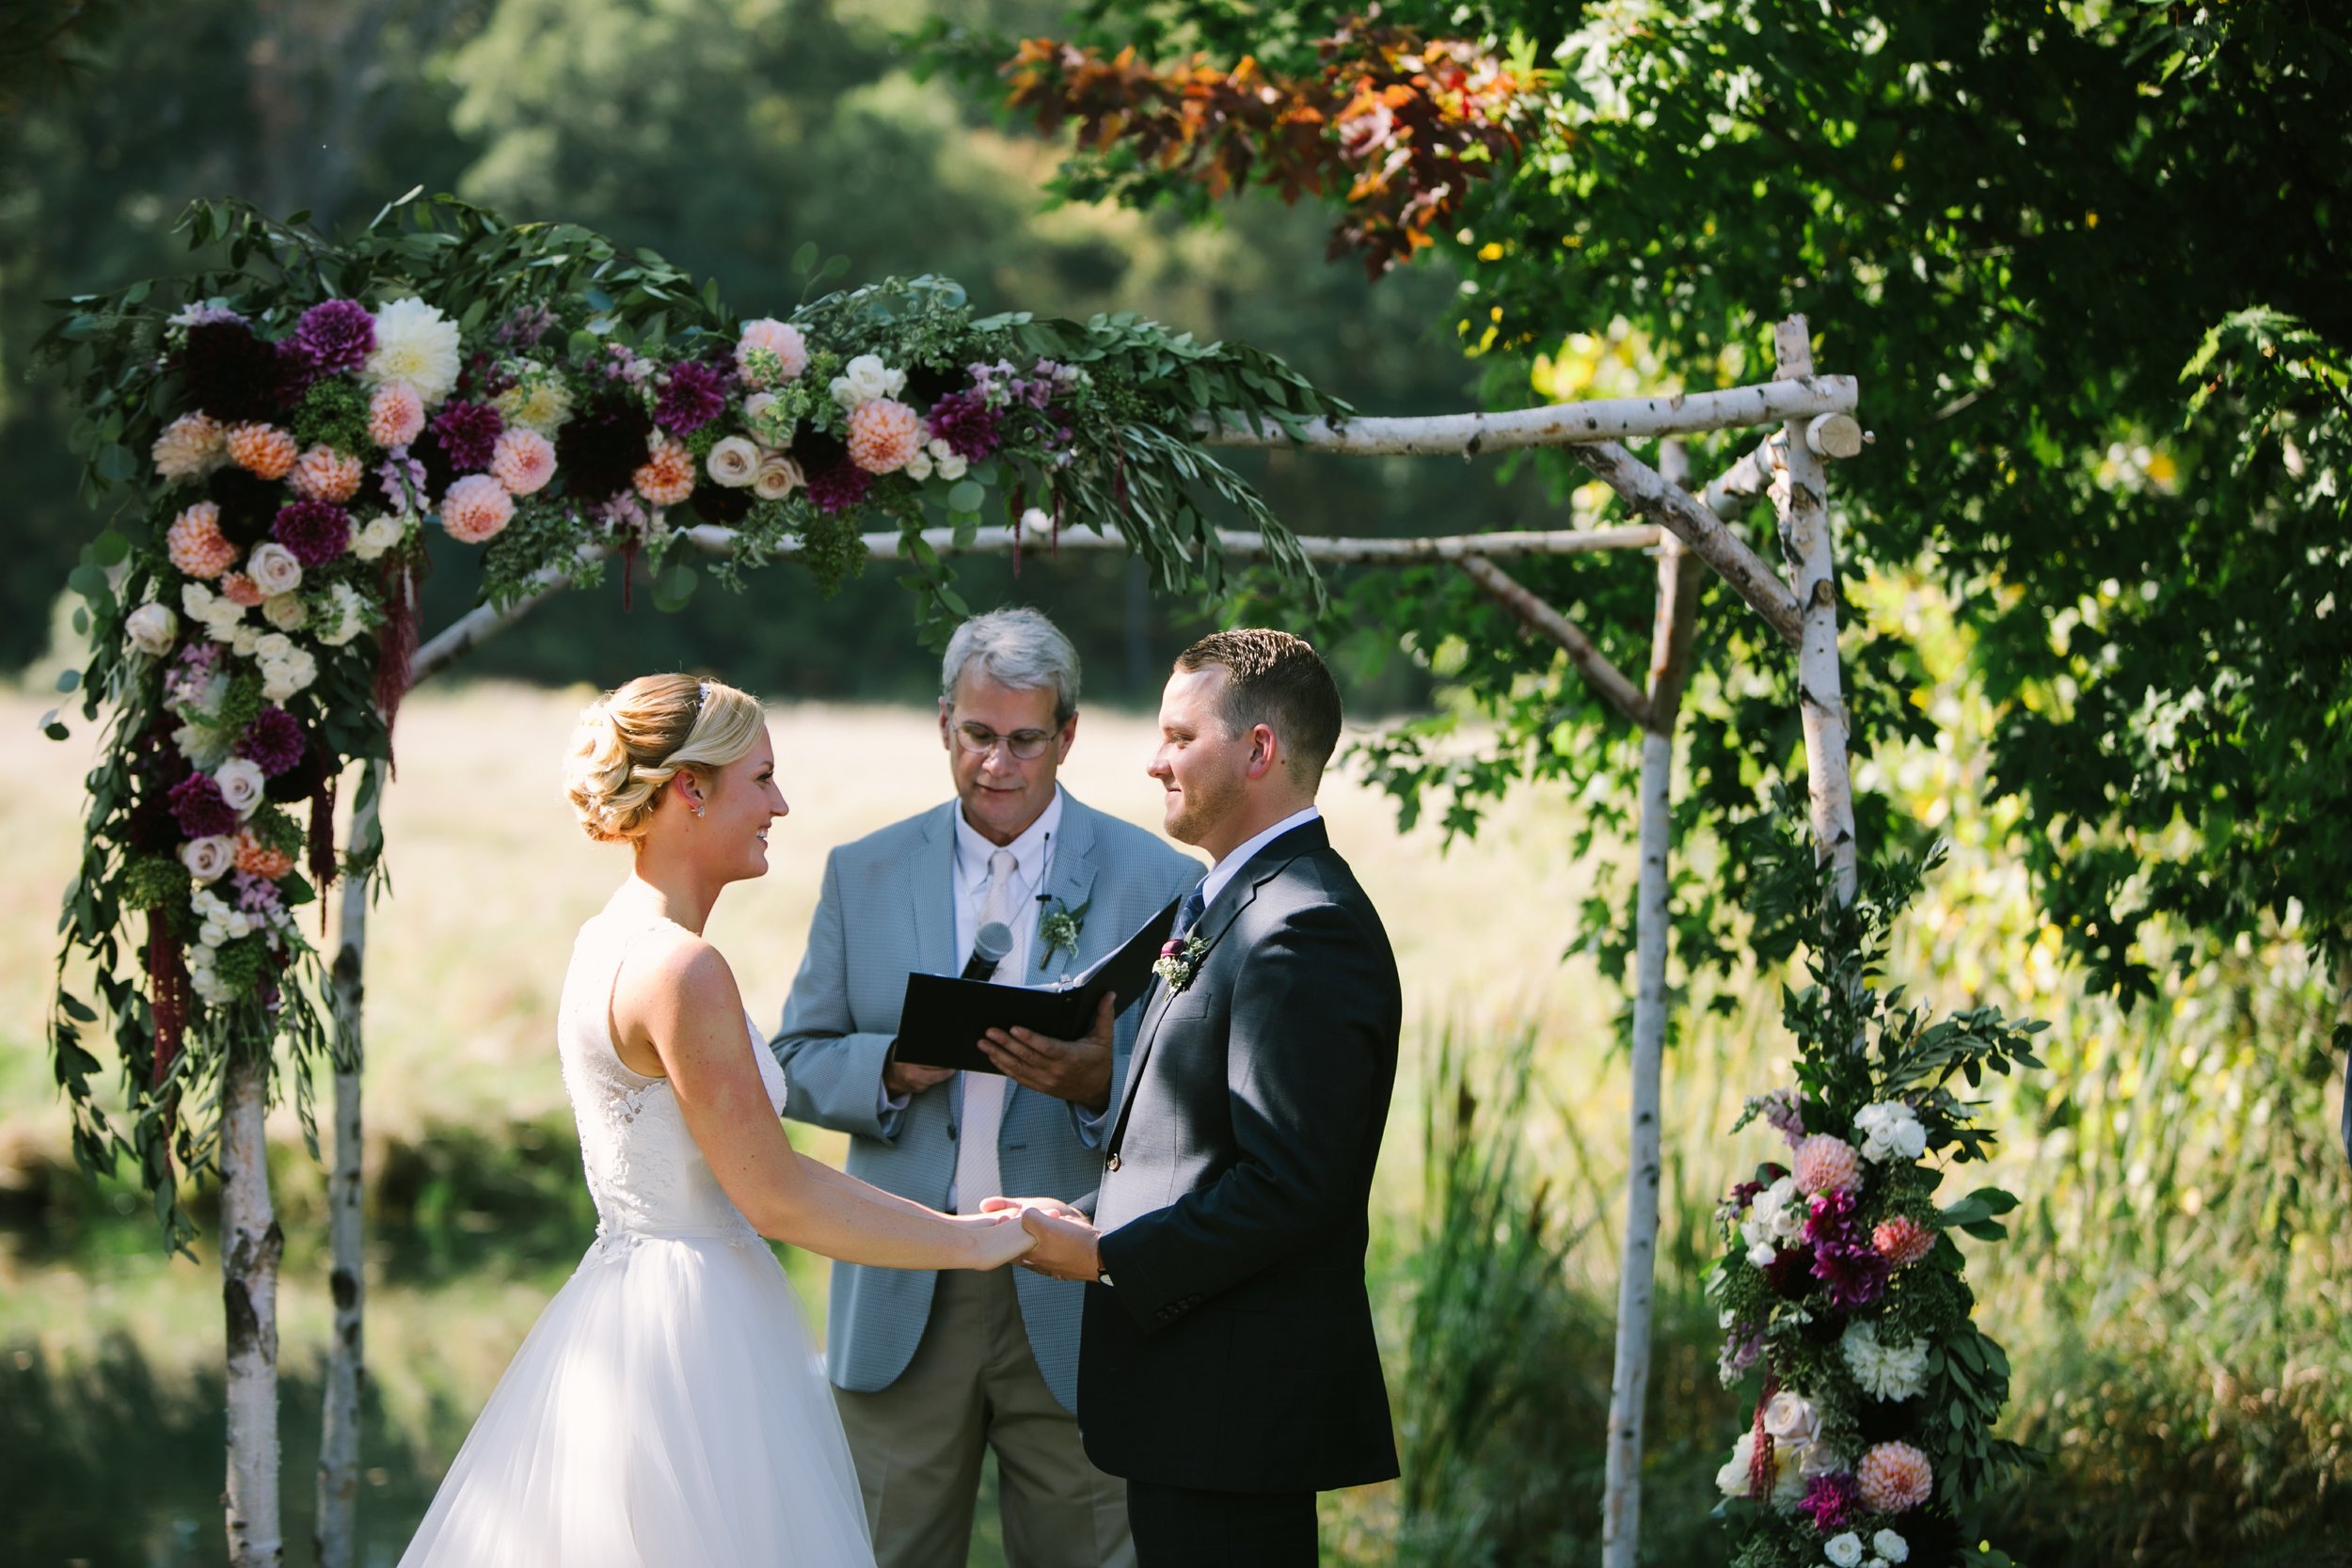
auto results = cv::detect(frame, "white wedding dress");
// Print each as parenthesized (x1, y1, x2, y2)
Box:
(398, 914, 875, 1567)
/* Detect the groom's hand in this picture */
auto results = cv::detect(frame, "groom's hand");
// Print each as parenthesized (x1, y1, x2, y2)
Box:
(980, 1197, 1102, 1281)
(977, 992, 1116, 1111)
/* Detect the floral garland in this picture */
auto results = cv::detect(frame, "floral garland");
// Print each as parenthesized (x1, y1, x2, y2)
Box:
(1708, 843, 2041, 1568)
(43, 194, 1346, 1237)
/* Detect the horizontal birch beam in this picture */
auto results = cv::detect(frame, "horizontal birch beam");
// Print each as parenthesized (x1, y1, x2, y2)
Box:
(1197, 377, 1857, 458)
(409, 522, 1661, 687)
(675, 521, 1661, 563)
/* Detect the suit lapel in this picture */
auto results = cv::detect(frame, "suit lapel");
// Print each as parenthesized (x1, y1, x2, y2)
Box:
(1107, 821, 1327, 1148)
(1034, 800, 1101, 983)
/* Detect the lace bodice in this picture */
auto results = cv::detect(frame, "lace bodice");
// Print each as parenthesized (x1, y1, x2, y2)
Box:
(556, 913, 786, 1241)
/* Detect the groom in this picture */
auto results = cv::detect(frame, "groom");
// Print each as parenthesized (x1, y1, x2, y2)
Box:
(1001, 629, 1403, 1568)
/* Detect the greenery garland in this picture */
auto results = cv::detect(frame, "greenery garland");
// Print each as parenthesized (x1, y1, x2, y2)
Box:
(1709, 832, 2042, 1568)
(40, 191, 1347, 1243)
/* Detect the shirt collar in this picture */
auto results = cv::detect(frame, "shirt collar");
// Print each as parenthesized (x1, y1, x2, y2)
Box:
(1200, 804, 1322, 908)
(953, 784, 1065, 888)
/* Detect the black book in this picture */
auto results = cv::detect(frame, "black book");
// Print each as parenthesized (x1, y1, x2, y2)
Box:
(892, 895, 1183, 1074)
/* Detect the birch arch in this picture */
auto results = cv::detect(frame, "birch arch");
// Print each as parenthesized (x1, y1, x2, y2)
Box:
(314, 314, 1863, 1568)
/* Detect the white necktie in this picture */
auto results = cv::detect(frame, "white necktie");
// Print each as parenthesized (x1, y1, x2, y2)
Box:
(953, 848, 1017, 1213)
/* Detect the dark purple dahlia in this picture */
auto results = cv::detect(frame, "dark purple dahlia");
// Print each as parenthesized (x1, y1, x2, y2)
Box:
(1799, 1473, 1862, 1532)
(274, 338, 323, 401)
(293, 298, 376, 377)
(654, 361, 728, 436)
(803, 460, 873, 515)
(430, 400, 504, 472)
(925, 391, 1002, 461)
(687, 482, 755, 527)
(1811, 1240, 1891, 1309)
(273, 500, 352, 566)
(207, 467, 283, 546)
(1761, 1246, 1813, 1299)
(556, 396, 655, 502)
(237, 706, 308, 777)
(183, 320, 282, 423)
(167, 772, 240, 840)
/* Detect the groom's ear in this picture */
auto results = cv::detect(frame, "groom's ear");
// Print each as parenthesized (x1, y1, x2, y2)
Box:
(1244, 721, 1282, 783)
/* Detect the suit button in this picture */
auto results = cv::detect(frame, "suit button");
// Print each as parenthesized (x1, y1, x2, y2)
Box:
(1105, 1152, 1122, 1172)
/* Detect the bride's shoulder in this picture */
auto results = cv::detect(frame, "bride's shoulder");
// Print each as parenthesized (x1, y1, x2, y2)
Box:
(613, 922, 742, 1014)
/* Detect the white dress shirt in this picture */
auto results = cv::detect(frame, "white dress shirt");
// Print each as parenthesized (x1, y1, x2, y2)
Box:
(944, 788, 1062, 1212)
(1200, 805, 1322, 908)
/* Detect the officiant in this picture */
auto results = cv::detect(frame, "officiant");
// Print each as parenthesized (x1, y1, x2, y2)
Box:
(771, 608, 1200, 1568)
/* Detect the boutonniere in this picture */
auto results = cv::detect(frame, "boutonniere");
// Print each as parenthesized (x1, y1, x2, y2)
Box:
(1152, 934, 1210, 994)
(1037, 896, 1089, 972)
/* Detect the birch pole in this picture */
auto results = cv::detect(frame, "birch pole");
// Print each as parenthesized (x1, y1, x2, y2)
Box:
(1601, 441, 1705, 1568)
(1770, 317, 1858, 898)
(220, 1043, 285, 1568)
(316, 762, 383, 1568)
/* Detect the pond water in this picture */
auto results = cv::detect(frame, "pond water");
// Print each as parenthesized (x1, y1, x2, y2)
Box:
(0, 1208, 1008, 1568)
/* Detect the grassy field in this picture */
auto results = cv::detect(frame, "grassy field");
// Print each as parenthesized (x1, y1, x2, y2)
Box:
(5, 678, 2348, 1567)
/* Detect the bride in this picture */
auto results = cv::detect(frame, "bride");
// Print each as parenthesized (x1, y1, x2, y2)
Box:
(398, 674, 1032, 1567)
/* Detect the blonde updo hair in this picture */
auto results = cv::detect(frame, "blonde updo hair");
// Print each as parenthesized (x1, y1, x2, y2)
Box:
(564, 674, 766, 843)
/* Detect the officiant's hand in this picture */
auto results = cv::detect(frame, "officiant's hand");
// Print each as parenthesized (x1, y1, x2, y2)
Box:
(977, 992, 1117, 1112)
(883, 1049, 955, 1099)
(980, 1198, 1103, 1281)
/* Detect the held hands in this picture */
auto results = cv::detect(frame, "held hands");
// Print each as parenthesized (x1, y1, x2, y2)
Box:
(981, 1196, 1103, 1282)
(950, 1209, 1037, 1270)
(977, 992, 1117, 1112)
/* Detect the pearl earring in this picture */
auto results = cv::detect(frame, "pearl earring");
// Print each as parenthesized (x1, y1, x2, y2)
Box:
(692, 803, 706, 819)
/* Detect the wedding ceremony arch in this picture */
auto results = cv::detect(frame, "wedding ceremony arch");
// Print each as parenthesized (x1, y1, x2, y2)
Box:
(45, 193, 2028, 1568)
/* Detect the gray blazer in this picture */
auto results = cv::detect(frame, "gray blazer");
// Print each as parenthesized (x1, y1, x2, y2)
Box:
(771, 791, 1201, 1411)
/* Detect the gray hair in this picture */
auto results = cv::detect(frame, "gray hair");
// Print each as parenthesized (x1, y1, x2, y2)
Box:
(941, 608, 1081, 724)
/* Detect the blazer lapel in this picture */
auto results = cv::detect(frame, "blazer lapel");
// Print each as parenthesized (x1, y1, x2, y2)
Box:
(910, 802, 959, 980)
(1034, 800, 1101, 984)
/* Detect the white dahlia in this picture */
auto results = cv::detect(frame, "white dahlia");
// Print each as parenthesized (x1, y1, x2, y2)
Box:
(364, 297, 463, 406)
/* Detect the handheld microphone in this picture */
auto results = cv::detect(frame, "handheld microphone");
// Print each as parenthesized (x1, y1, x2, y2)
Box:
(961, 921, 1013, 981)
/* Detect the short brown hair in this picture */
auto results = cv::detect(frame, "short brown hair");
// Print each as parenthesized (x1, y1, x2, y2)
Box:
(1174, 629, 1343, 788)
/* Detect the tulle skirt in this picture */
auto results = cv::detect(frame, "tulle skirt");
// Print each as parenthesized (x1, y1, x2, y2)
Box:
(398, 1227, 874, 1568)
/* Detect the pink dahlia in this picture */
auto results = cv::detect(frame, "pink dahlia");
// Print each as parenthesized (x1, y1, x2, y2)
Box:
(272, 500, 352, 566)
(1874, 1214, 1937, 1268)
(1793, 1134, 1862, 1196)
(654, 360, 729, 436)
(167, 502, 237, 579)
(290, 445, 364, 504)
(846, 397, 922, 474)
(368, 381, 426, 449)
(489, 427, 557, 495)
(153, 412, 228, 481)
(234, 832, 296, 880)
(220, 572, 264, 609)
(292, 298, 376, 378)
(735, 318, 809, 387)
(1856, 1442, 1932, 1513)
(226, 422, 298, 481)
(441, 474, 515, 544)
(430, 400, 504, 471)
(632, 437, 697, 506)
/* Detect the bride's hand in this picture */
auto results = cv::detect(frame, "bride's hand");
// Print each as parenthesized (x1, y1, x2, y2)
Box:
(951, 1211, 1035, 1270)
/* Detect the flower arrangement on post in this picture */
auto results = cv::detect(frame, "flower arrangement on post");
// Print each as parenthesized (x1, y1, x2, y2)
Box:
(1709, 838, 2041, 1568)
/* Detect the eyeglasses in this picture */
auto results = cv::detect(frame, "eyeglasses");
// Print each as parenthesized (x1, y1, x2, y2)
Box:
(952, 721, 1056, 761)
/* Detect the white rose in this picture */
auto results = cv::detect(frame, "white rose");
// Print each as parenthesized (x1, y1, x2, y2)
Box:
(180, 835, 237, 883)
(229, 624, 263, 656)
(752, 453, 804, 501)
(928, 436, 953, 459)
(225, 910, 254, 941)
(1872, 1529, 1909, 1563)
(246, 542, 303, 597)
(262, 593, 309, 631)
(199, 918, 230, 949)
(934, 451, 967, 482)
(1019, 506, 1051, 532)
(1825, 1533, 1864, 1568)
(1745, 1241, 1776, 1268)
(904, 450, 933, 482)
(1762, 1391, 1819, 1446)
(706, 436, 762, 488)
(317, 582, 367, 647)
(352, 513, 407, 563)
(127, 602, 180, 656)
(1714, 1432, 1756, 1498)
(262, 648, 318, 702)
(743, 392, 778, 421)
(214, 758, 266, 817)
(829, 374, 858, 410)
(842, 354, 897, 404)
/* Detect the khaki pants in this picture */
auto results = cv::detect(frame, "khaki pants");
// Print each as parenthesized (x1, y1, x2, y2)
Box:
(834, 1267, 1135, 1568)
